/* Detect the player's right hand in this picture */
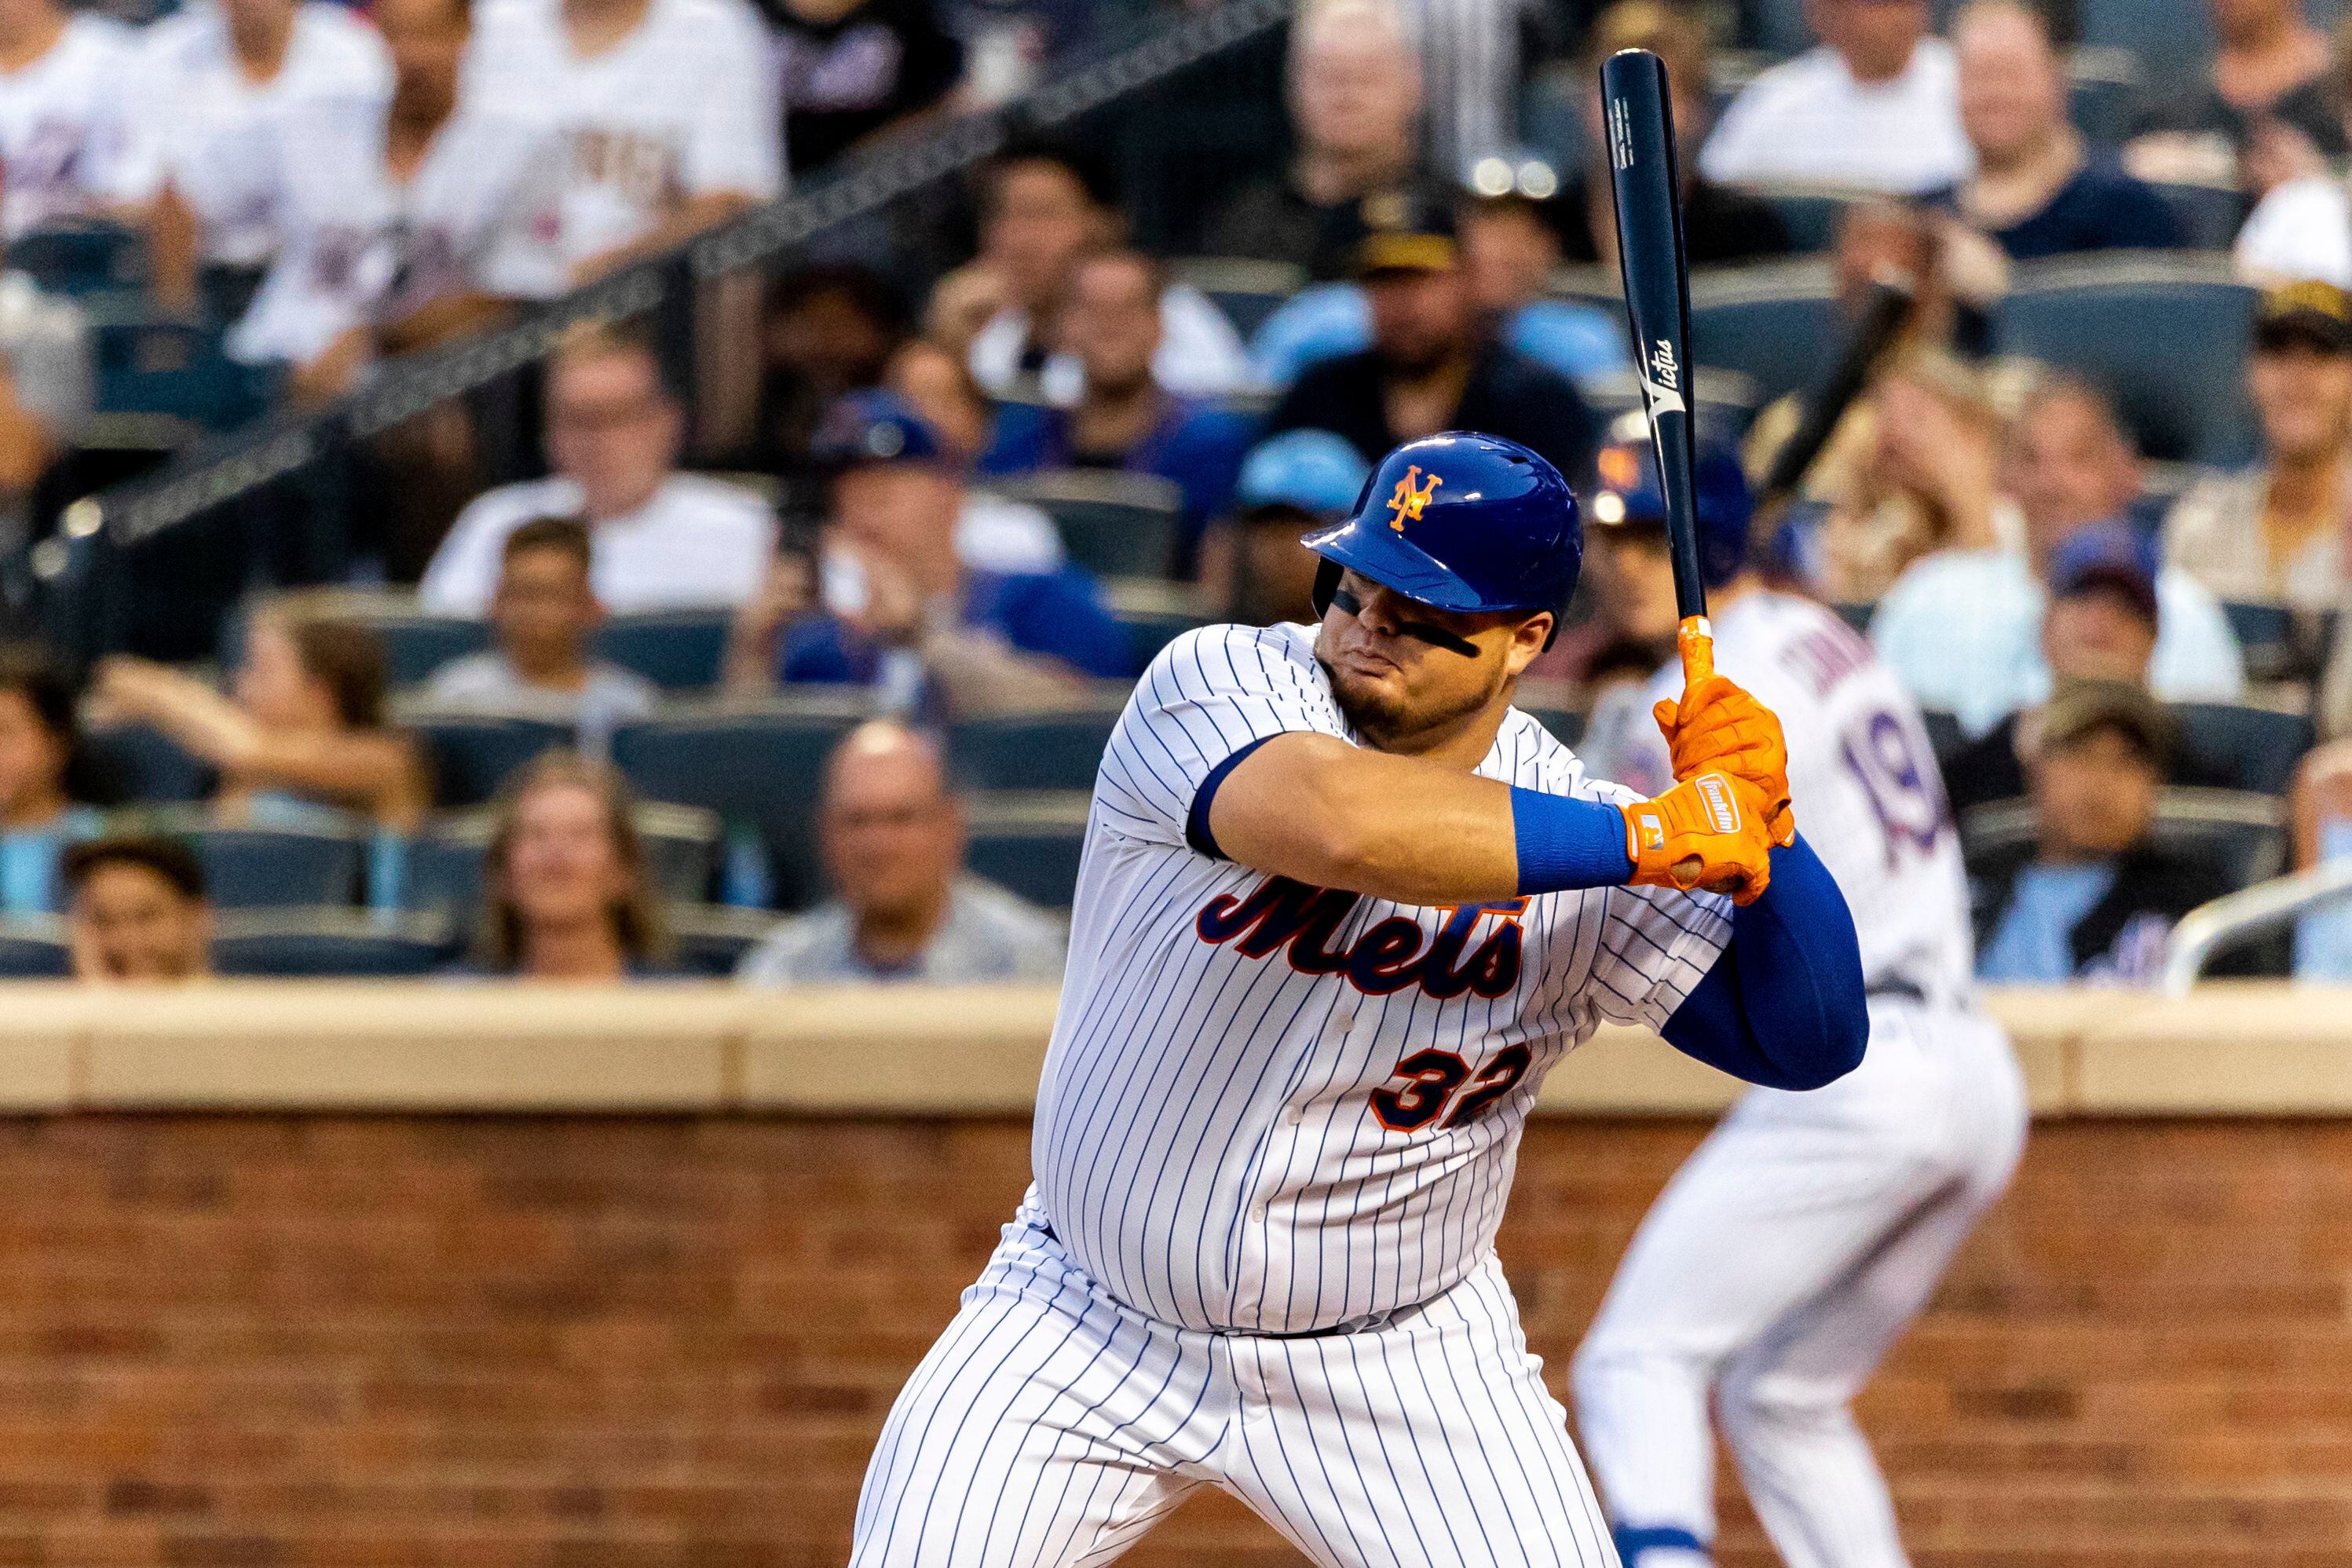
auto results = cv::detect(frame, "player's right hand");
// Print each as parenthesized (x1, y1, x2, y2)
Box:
(1624, 769, 1777, 905)
(1652, 623, 1797, 849)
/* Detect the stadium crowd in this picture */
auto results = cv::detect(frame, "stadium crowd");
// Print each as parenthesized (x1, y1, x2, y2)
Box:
(1, 0, 2351, 987)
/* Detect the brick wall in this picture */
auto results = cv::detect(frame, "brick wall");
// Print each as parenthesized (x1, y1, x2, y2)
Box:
(0, 1113, 2343, 1565)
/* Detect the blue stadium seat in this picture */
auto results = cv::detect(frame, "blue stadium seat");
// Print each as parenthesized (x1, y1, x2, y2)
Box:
(1992, 257, 2259, 466)
(1174, 257, 1308, 339)
(1962, 788, 2286, 892)
(964, 791, 1091, 911)
(88, 298, 274, 431)
(211, 909, 455, 977)
(609, 699, 865, 912)
(162, 819, 370, 909)
(82, 725, 211, 804)
(983, 471, 1184, 581)
(2066, 53, 2142, 146)
(947, 693, 1130, 792)
(1689, 263, 1841, 405)
(1103, 582, 1211, 670)
(0, 916, 68, 978)
(229, 597, 490, 689)
(2145, 181, 2249, 252)
(404, 713, 576, 808)
(594, 610, 732, 691)
(399, 802, 723, 916)
(664, 904, 785, 977)
(1733, 183, 1864, 255)
(2172, 701, 2315, 797)
(1922, 709, 1968, 767)
(11, 220, 144, 296)
(2079, 0, 2214, 81)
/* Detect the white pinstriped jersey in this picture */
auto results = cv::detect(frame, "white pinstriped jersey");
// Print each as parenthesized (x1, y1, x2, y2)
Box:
(1617, 590, 1975, 1002)
(1033, 621, 1734, 1336)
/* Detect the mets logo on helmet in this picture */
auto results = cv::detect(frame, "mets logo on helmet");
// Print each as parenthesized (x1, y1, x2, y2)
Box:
(1385, 466, 1443, 531)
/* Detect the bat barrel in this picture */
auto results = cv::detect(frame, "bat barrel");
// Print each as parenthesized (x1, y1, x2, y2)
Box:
(1600, 47, 1707, 624)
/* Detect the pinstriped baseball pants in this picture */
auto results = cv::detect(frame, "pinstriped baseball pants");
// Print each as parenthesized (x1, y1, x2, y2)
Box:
(851, 1205, 1620, 1568)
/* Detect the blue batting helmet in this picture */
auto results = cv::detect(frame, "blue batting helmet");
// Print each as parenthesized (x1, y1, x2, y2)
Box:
(1302, 433, 1583, 625)
(1586, 415, 1754, 590)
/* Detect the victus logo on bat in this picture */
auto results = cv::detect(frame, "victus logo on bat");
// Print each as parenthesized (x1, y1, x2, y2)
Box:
(1648, 337, 1679, 393)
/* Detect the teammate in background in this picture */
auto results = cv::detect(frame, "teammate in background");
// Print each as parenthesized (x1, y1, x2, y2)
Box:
(1571, 429, 2027, 1568)
(850, 432, 1868, 1566)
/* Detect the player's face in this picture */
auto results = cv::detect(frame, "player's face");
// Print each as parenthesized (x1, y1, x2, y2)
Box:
(1593, 530, 1681, 647)
(2249, 342, 2352, 463)
(1316, 570, 1549, 751)
(69, 864, 209, 982)
(501, 782, 632, 934)
(0, 688, 64, 822)
(2032, 729, 2159, 860)
(492, 548, 600, 668)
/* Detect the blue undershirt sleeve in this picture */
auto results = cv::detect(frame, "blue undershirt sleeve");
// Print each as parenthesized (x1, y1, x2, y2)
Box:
(1659, 833, 1867, 1091)
(1510, 786, 1635, 894)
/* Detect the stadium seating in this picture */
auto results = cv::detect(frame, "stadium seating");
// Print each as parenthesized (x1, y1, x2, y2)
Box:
(664, 904, 785, 977)
(2065, 50, 2142, 146)
(404, 713, 576, 809)
(232, 592, 489, 686)
(964, 791, 1092, 910)
(2172, 701, 2316, 797)
(398, 802, 725, 916)
(1961, 787, 2288, 892)
(2222, 601, 2295, 681)
(132, 810, 371, 909)
(593, 611, 733, 691)
(2078, 0, 2215, 79)
(947, 691, 1132, 792)
(1736, 183, 1863, 255)
(1102, 580, 1212, 670)
(1173, 256, 1308, 338)
(1922, 710, 1969, 768)
(2145, 181, 2248, 252)
(82, 725, 211, 805)
(87, 298, 273, 431)
(983, 471, 1184, 581)
(0, 917, 68, 978)
(1991, 257, 2259, 466)
(1689, 262, 1841, 405)
(609, 698, 866, 913)
(210, 909, 455, 977)
(12, 219, 145, 296)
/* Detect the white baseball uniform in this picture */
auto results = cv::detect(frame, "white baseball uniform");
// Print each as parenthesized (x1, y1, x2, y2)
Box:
(1571, 590, 2028, 1568)
(0, 14, 144, 237)
(458, 0, 781, 297)
(853, 620, 1744, 1567)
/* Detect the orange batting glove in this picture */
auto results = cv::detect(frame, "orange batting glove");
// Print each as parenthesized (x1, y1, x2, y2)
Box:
(1652, 622, 1796, 848)
(1624, 768, 1778, 906)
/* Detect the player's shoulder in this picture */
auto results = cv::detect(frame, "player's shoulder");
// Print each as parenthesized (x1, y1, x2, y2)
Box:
(1143, 620, 1321, 692)
(1494, 703, 1615, 797)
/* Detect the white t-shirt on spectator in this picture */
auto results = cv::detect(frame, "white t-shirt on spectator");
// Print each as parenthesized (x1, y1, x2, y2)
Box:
(966, 284, 1251, 404)
(419, 473, 778, 616)
(459, 0, 783, 295)
(124, 2, 393, 268)
(2234, 174, 2352, 289)
(419, 650, 660, 755)
(1868, 545, 2245, 737)
(1699, 40, 1971, 196)
(957, 492, 1063, 574)
(0, 15, 144, 237)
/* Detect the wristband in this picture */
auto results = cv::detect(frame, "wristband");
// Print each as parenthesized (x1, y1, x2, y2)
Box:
(1511, 787, 1637, 896)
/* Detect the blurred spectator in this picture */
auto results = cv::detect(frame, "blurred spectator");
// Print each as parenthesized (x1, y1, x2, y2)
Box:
(1196, 0, 1436, 282)
(725, 391, 1132, 712)
(1940, 539, 2238, 814)
(887, 261, 1002, 456)
(1459, 194, 1630, 384)
(419, 517, 659, 755)
(2289, 740, 2352, 973)
(0, 0, 141, 237)
(1265, 196, 1595, 475)
(459, 0, 781, 290)
(1875, 374, 2244, 734)
(61, 835, 211, 984)
(2165, 280, 2352, 612)
(1556, 3, 1794, 268)
(469, 750, 673, 980)
(1699, 0, 1970, 196)
(2127, 0, 2343, 178)
(0, 237, 90, 539)
(737, 720, 1064, 984)
(977, 248, 1253, 551)
(92, 610, 430, 830)
(2233, 136, 2352, 287)
(736, 262, 906, 474)
(1395, 0, 1535, 177)
(1935, 1, 2180, 259)
(768, 0, 964, 174)
(1195, 428, 1369, 625)
(127, 0, 393, 352)
(0, 652, 95, 914)
(1973, 681, 2240, 984)
(965, 137, 1248, 403)
(419, 323, 779, 615)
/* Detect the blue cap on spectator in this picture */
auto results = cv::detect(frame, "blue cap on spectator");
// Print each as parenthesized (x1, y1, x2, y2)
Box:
(2048, 521, 2160, 627)
(1237, 429, 1372, 517)
(811, 389, 948, 469)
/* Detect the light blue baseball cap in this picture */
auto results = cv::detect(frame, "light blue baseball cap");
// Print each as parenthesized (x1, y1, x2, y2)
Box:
(1236, 429, 1372, 517)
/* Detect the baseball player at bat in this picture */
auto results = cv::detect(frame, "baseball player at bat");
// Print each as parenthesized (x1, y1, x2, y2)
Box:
(850, 430, 1869, 1567)
(1570, 429, 2028, 1568)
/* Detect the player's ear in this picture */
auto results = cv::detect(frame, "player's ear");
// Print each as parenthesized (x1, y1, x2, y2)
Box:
(1503, 612, 1553, 676)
